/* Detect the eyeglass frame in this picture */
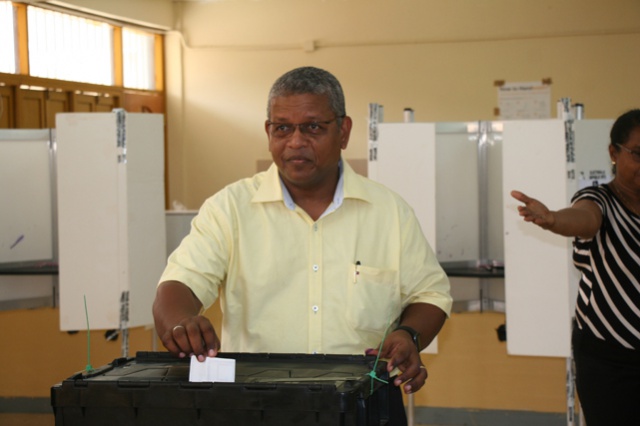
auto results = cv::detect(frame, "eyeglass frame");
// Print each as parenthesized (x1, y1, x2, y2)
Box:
(616, 143, 640, 162)
(266, 115, 345, 139)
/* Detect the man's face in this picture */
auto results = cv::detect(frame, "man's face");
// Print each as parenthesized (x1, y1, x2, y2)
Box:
(265, 93, 352, 192)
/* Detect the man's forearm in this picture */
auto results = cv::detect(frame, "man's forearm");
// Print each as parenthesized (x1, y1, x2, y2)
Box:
(153, 280, 203, 334)
(397, 303, 447, 351)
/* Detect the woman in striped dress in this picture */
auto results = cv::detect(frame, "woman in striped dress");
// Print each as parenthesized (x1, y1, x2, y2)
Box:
(511, 109, 640, 426)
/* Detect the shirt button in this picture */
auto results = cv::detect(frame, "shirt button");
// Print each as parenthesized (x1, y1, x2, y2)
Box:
(312, 264, 319, 272)
(312, 305, 319, 313)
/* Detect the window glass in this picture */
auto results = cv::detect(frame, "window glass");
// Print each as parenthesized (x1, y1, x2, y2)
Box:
(122, 27, 155, 90)
(27, 6, 113, 85)
(0, 1, 16, 73)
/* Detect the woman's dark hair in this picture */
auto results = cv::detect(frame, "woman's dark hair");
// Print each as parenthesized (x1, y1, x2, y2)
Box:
(610, 109, 640, 174)
(611, 109, 640, 147)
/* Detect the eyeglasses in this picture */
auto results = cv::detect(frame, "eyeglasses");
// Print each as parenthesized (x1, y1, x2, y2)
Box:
(616, 143, 640, 162)
(267, 116, 344, 139)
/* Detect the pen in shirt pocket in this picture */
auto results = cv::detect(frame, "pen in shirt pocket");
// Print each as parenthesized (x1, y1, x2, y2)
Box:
(354, 261, 361, 283)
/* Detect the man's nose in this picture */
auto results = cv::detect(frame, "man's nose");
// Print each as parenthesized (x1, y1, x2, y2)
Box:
(287, 126, 309, 147)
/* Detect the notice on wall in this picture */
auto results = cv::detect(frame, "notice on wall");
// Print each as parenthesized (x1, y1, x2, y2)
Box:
(578, 169, 613, 190)
(496, 80, 552, 120)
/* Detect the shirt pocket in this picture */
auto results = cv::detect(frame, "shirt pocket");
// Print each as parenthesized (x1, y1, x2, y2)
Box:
(346, 263, 401, 333)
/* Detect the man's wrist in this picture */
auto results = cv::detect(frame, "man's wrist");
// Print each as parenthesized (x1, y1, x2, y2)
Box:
(394, 325, 421, 352)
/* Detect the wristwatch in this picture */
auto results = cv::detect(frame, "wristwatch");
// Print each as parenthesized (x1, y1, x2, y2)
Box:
(394, 325, 421, 352)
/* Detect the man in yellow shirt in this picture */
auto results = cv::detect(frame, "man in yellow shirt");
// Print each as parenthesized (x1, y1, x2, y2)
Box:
(153, 66, 451, 424)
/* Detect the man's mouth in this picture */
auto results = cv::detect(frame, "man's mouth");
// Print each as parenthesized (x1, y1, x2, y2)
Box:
(286, 156, 311, 164)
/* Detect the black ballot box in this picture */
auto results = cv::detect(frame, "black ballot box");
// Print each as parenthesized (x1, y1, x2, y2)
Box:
(51, 351, 392, 426)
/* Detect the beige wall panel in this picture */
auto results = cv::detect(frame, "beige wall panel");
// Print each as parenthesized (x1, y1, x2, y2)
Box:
(178, 0, 639, 48)
(419, 312, 567, 412)
(0, 307, 154, 397)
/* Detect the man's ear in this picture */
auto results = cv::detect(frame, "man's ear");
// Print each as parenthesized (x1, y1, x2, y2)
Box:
(340, 116, 353, 149)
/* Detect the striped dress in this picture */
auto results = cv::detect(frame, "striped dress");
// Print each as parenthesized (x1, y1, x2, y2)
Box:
(572, 184, 640, 350)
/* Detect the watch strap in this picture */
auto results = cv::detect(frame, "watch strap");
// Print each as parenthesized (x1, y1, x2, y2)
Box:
(394, 325, 421, 351)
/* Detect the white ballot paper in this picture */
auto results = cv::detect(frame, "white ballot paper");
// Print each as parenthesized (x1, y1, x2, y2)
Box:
(189, 356, 236, 383)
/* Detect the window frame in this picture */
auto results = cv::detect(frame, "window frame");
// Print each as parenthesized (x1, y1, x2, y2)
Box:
(1, 1, 164, 91)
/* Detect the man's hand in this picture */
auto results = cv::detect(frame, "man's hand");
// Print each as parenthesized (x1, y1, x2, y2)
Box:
(153, 281, 220, 361)
(159, 314, 220, 361)
(366, 303, 446, 393)
(366, 330, 427, 393)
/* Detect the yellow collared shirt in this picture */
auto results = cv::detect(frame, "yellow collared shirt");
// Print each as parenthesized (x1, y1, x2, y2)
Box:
(160, 161, 451, 354)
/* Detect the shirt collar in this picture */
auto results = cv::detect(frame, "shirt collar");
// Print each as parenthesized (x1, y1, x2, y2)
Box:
(252, 159, 373, 211)
(278, 161, 344, 217)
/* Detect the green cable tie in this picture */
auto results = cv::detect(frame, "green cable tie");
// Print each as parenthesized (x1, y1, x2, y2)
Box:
(369, 319, 392, 393)
(84, 295, 93, 373)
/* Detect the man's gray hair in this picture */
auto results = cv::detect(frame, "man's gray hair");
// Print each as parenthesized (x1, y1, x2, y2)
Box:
(267, 67, 346, 119)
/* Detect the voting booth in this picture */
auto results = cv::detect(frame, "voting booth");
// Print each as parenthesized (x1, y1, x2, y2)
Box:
(368, 109, 613, 357)
(56, 111, 166, 336)
(368, 106, 613, 424)
(0, 129, 58, 310)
